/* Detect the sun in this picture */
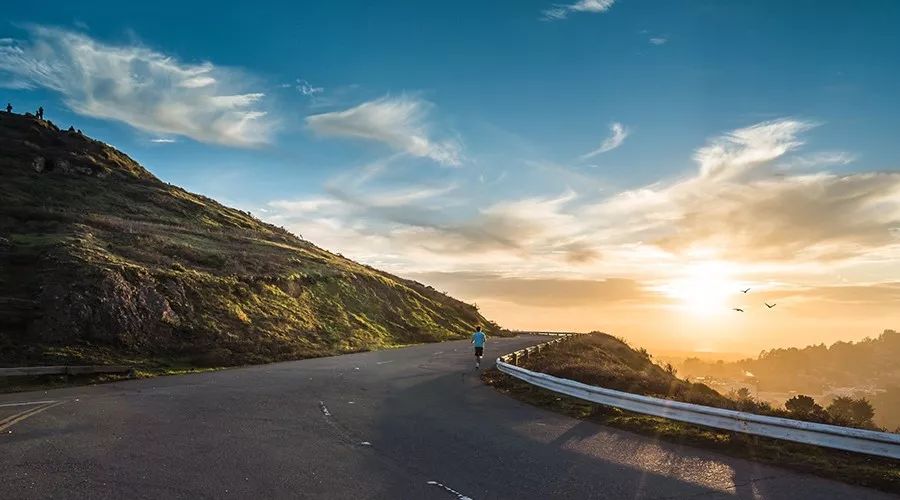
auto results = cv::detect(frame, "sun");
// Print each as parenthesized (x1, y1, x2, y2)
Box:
(661, 261, 740, 316)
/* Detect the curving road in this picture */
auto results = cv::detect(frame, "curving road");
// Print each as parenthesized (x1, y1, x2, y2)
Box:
(0, 335, 894, 499)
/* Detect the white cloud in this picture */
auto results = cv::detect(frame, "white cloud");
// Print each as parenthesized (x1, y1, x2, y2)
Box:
(282, 78, 324, 97)
(778, 151, 856, 170)
(150, 138, 176, 143)
(306, 96, 462, 166)
(591, 118, 900, 261)
(268, 117, 900, 282)
(649, 37, 668, 45)
(694, 119, 815, 181)
(296, 79, 324, 96)
(0, 26, 273, 147)
(542, 0, 616, 21)
(581, 122, 629, 159)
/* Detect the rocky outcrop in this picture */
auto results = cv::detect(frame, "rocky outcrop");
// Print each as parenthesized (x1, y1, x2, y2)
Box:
(32, 156, 45, 173)
(32, 268, 180, 350)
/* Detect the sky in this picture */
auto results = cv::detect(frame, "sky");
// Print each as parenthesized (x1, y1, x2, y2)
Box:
(2, 0, 899, 356)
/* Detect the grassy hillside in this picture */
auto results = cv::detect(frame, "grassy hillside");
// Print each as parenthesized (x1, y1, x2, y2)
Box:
(514, 332, 734, 407)
(0, 113, 500, 369)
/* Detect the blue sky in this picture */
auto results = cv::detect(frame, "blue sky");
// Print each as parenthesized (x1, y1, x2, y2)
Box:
(3, 1, 900, 352)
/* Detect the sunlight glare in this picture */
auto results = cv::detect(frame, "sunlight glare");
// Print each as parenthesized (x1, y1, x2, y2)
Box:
(661, 261, 740, 316)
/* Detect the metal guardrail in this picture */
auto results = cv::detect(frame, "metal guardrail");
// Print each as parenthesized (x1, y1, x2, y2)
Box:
(497, 336, 900, 460)
(0, 365, 133, 377)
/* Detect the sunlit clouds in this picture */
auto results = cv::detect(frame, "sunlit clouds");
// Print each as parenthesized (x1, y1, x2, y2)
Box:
(264, 117, 900, 351)
(0, 26, 273, 146)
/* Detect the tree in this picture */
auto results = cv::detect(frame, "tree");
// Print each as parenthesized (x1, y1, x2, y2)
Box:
(785, 395, 824, 418)
(736, 387, 751, 400)
(850, 398, 876, 427)
(827, 396, 876, 428)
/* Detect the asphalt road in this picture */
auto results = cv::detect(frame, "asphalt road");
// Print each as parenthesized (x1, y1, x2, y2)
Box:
(0, 335, 894, 499)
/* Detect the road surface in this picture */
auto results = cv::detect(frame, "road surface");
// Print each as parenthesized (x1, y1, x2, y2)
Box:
(0, 335, 894, 499)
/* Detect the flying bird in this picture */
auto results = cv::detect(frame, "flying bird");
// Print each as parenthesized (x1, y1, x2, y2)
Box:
(741, 288, 751, 294)
(733, 308, 744, 312)
(765, 302, 776, 309)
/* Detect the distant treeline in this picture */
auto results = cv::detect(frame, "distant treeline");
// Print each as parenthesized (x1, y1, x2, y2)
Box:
(680, 330, 900, 430)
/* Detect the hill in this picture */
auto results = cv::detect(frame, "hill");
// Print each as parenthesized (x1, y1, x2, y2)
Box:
(0, 113, 499, 369)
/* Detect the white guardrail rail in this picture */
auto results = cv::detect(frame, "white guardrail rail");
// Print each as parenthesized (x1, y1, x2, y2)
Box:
(498, 334, 900, 460)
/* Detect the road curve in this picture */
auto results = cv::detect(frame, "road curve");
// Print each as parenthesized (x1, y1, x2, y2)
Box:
(0, 335, 893, 499)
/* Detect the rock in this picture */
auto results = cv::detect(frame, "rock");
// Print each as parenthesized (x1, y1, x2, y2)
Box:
(32, 156, 46, 173)
(74, 164, 93, 175)
(32, 269, 179, 350)
(55, 158, 69, 172)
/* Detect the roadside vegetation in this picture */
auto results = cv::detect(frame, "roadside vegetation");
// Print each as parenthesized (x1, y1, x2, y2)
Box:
(482, 332, 900, 492)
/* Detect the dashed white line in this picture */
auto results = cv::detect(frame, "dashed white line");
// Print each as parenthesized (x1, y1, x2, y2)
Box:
(376, 360, 394, 365)
(427, 480, 473, 500)
(359, 441, 372, 446)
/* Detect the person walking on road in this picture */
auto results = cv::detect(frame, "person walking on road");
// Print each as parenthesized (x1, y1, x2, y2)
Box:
(472, 326, 486, 370)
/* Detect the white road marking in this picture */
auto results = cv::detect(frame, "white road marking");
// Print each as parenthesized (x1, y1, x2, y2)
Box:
(359, 441, 371, 446)
(0, 400, 56, 408)
(427, 480, 473, 500)
(376, 360, 394, 365)
(319, 401, 331, 417)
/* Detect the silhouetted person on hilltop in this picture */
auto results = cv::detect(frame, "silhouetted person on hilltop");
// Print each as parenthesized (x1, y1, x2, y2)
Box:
(36, 106, 44, 120)
(5, 103, 11, 113)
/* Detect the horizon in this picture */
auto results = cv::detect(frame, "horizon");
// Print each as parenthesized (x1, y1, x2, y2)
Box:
(3, 0, 899, 355)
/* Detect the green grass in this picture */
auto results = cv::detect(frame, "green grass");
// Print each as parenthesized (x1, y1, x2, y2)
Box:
(0, 112, 508, 372)
(482, 335, 900, 493)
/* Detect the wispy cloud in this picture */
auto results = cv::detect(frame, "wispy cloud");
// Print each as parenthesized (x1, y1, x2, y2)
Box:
(542, 0, 616, 21)
(306, 96, 462, 166)
(150, 138, 176, 143)
(0, 26, 273, 147)
(581, 122, 629, 159)
(595, 118, 900, 261)
(649, 37, 668, 45)
(777, 151, 856, 170)
(694, 119, 816, 181)
(282, 78, 324, 96)
(268, 117, 900, 277)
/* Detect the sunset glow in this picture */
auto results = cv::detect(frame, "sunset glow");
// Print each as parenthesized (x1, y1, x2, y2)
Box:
(659, 261, 740, 316)
(2, 2, 898, 357)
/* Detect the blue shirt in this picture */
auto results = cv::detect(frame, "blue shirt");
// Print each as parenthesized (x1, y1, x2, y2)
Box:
(472, 331, 486, 347)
